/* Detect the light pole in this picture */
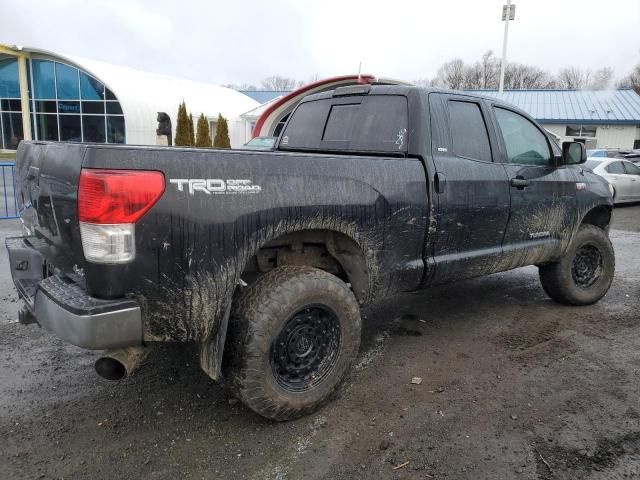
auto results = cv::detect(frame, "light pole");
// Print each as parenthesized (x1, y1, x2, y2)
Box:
(498, 1, 516, 93)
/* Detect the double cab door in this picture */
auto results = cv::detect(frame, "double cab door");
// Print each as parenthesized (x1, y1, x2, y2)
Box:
(427, 93, 579, 285)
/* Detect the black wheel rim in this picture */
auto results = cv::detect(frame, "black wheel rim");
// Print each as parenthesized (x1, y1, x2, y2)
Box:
(270, 305, 341, 392)
(572, 244, 603, 288)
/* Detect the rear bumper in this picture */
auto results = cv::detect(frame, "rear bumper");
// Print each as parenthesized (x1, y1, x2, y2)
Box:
(5, 236, 143, 350)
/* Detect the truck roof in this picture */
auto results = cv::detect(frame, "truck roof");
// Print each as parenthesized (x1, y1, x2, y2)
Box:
(300, 84, 516, 108)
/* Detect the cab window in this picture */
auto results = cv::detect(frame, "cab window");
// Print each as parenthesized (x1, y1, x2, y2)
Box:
(493, 107, 551, 166)
(448, 100, 492, 162)
(606, 162, 625, 174)
(623, 161, 640, 175)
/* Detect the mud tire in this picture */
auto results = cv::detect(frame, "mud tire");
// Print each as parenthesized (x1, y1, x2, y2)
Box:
(539, 224, 615, 306)
(224, 266, 361, 421)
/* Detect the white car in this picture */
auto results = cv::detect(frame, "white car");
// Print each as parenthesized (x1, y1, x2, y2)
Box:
(584, 158, 640, 204)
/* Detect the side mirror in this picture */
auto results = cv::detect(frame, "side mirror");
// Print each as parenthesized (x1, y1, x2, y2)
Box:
(560, 142, 587, 165)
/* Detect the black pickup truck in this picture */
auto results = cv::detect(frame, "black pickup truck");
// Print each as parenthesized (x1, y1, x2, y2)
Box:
(6, 85, 615, 420)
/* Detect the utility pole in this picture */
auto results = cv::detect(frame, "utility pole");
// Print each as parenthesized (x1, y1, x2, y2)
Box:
(498, 1, 515, 93)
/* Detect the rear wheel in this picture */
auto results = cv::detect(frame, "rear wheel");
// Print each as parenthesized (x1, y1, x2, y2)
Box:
(224, 266, 361, 421)
(539, 224, 615, 305)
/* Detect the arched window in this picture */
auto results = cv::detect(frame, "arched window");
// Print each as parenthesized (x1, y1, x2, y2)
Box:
(30, 59, 125, 146)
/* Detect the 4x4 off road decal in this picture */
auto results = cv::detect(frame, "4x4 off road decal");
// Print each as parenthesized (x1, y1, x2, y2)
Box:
(169, 179, 262, 195)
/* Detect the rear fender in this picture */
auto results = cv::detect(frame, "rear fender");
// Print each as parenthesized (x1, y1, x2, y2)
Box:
(197, 221, 378, 381)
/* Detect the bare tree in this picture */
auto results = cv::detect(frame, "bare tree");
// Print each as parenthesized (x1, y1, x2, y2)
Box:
(503, 63, 553, 89)
(463, 63, 483, 89)
(616, 63, 640, 94)
(435, 58, 466, 89)
(261, 75, 299, 90)
(479, 50, 500, 88)
(223, 83, 258, 91)
(412, 78, 432, 87)
(589, 67, 614, 89)
(556, 67, 592, 89)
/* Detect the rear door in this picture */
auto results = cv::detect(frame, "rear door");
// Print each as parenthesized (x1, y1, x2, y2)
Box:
(491, 105, 580, 267)
(428, 93, 511, 284)
(622, 161, 640, 200)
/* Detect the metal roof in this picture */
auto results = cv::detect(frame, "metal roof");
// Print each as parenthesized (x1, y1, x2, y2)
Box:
(240, 90, 290, 104)
(477, 89, 640, 125)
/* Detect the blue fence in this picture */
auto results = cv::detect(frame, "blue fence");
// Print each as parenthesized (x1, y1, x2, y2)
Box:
(1, 162, 19, 220)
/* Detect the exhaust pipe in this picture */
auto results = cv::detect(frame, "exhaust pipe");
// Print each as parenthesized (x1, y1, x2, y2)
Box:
(95, 346, 150, 380)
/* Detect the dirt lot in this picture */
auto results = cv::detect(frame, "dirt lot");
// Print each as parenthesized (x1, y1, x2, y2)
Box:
(1, 205, 639, 480)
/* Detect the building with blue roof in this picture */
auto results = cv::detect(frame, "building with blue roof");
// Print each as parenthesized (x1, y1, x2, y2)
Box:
(240, 90, 290, 104)
(476, 89, 640, 149)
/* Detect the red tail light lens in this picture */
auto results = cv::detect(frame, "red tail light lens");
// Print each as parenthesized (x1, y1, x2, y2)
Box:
(78, 169, 165, 224)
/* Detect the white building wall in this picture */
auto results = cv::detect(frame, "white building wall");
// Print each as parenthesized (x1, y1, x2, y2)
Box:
(595, 125, 637, 149)
(541, 124, 638, 149)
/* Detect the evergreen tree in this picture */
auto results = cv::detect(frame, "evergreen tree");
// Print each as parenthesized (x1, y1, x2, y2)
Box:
(195, 113, 212, 147)
(174, 101, 191, 146)
(188, 113, 195, 146)
(213, 113, 231, 148)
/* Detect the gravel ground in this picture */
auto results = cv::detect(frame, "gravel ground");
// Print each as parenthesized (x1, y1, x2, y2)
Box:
(1, 205, 639, 480)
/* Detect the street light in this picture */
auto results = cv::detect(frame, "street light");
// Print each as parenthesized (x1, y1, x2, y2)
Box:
(498, 1, 516, 93)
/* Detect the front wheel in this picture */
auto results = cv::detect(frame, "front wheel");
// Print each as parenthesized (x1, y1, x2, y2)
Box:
(224, 266, 361, 421)
(539, 224, 615, 306)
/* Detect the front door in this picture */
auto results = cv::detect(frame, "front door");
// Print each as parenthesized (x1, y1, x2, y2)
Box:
(491, 105, 580, 268)
(427, 93, 511, 284)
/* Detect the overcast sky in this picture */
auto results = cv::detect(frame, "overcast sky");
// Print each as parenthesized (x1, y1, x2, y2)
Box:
(2, 0, 639, 86)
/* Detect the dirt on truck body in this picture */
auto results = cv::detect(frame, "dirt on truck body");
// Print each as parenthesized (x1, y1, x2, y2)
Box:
(6, 85, 614, 420)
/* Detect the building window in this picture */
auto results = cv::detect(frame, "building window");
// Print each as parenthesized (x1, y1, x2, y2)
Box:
(35, 114, 58, 141)
(59, 115, 82, 141)
(31, 60, 56, 99)
(0, 57, 126, 149)
(7, 58, 128, 147)
(107, 116, 125, 143)
(209, 120, 217, 137)
(82, 115, 106, 143)
(1, 112, 23, 150)
(0, 58, 23, 149)
(566, 125, 597, 137)
(0, 58, 21, 98)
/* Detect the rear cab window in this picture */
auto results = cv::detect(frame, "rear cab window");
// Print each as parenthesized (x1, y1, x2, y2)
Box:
(447, 100, 492, 162)
(279, 95, 408, 155)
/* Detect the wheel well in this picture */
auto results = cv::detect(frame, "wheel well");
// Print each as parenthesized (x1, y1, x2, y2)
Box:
(581, 206, 612, 230)
(240, 230, 370, 304)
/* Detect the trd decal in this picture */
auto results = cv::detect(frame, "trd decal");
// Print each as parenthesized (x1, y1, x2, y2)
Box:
(169, 179, 262, 195)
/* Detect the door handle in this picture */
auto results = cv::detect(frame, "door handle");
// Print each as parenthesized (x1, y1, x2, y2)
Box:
(435, 172, 446, 194)
(510, 177, 530, 189)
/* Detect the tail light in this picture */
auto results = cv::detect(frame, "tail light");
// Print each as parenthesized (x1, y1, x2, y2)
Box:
(78, 169, 165, 264)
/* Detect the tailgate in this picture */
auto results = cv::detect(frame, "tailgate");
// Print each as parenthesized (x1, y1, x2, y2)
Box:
(16, 141, 87, 273)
